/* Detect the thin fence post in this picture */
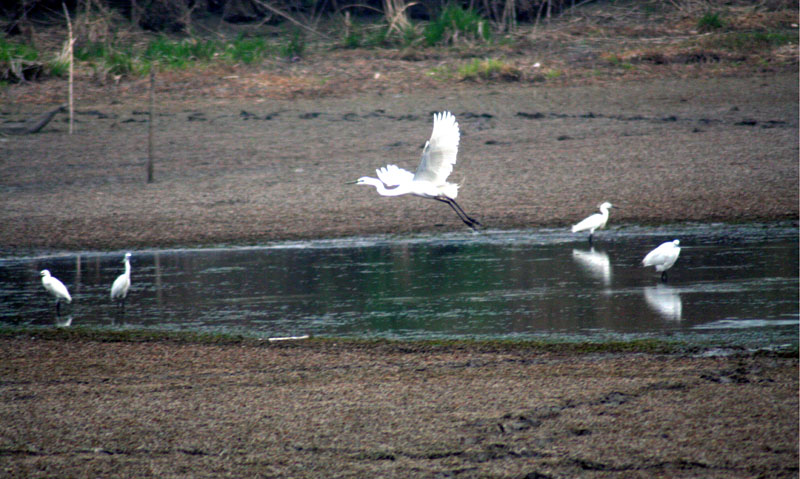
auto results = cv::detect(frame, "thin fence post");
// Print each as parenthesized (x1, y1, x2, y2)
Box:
(147, 68, 155, 183)
(62, 3, 74, 134)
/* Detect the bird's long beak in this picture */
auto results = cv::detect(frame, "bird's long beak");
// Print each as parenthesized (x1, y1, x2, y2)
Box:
(346, 180, 358, 185)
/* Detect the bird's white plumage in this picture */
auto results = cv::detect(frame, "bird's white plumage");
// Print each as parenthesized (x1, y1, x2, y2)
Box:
(40, 269, 72, 303)
(376, 164, 414, 187)
(571, 202, 614, 234)
(414, 111, 460, 185)
(111, 252, 132, 301)
(360, 111, 461, 199)
(643, 240, 681, 272)
(353, 111, 479, 229)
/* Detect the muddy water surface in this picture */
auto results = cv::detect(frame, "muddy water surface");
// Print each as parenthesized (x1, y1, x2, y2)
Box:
(1, 223, 796, 348)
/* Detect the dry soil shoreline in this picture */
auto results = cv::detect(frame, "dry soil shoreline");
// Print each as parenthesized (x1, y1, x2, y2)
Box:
(1, 73, 797, 252)
(0, 336, 797, 478)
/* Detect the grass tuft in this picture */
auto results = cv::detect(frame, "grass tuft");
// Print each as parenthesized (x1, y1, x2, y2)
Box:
(424, 4, 491, 46)
(699, 30, 797, 52)
(225, 34, 271, 64)
(457, 58, 521, 81)
(697, 12, 725, 31)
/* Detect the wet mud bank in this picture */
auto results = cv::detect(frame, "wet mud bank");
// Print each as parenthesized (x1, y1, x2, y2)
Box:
(0, 337, 797, 478)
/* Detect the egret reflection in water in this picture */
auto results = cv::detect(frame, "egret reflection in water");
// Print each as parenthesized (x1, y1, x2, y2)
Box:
(0, 225, 796, 346)
(55, 315, 74, 328)
(644, 284, 682, 321)
(572, 247, 612, 285)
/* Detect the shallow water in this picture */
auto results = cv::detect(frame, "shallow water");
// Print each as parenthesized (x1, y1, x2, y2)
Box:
(1, 224, 797, 348)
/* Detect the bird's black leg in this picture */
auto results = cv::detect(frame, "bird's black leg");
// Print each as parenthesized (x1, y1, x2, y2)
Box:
(435, 197, 481, 230)
(449, 198, 482, 228)
(56, 300, 61, 316)
(661, 271, 668, 282)
(588, 233, 594, 245)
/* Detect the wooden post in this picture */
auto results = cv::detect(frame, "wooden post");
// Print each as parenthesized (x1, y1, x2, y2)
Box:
(147, 68, 155, 183)
(62, 3, 74, 134)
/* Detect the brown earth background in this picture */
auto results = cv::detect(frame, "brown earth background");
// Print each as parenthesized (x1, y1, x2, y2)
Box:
(1, 73, 798, 252)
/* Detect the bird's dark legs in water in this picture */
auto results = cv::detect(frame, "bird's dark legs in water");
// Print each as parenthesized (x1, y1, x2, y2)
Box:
(435, 196, 481, 230)
(55, 300, 61, 316)
(588, 233, 594, 245)
(661, 271, 668, 282)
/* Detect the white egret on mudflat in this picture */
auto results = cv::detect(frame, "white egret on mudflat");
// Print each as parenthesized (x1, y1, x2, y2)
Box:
(111, 252, 132, 309)
(642, 239, 681, 282)
(40, 269, 72, 314)
(350, 111, 481, 230)
(571, 202, 615, 244)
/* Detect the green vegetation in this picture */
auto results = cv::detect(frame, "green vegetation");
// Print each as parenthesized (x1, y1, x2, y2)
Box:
(4, 325, 795, 357)
(700, 30, 797, 52)
(340, 17, 422, 49)
(0, 38, 39, 63)
(457, 58, 520, 81)
(423, 4, 491, 46)
(604, 54, 634, 70)
(226, 34, 271, 64)
(0, 1, 795, 85)
(278, 29, 306, 59)
(70, 34, 284, 77)
(697, 12, 724, 31)
(143, 36, 218, 68)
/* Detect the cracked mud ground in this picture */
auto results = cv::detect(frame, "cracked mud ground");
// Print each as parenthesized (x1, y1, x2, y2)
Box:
(0, 339, 797, 478)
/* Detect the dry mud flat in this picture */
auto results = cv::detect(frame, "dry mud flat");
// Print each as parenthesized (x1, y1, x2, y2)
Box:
(1, 73, 798, 250)
(0, 338, 797, 478)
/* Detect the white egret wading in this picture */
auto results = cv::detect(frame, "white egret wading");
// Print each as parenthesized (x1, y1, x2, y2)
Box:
(350, 111, 481, 230)
(111, 252, 132, 309)
(40, 269, 72, 314)
(571, 201, 615, 244)
(642, 239, 681, 282)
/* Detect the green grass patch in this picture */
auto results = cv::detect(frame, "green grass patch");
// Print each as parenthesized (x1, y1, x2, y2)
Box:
(697, 12, 724, 31)
(0, 38, 39, 63)
(225, 34, 272, 64)
(457, 58, 521, 81)
(424, 4, 491, 46)
(279, 29, 306, 59)
(699, 30, 797, 52)
(72, 34, 276, 77)
(1, 326, 796, 357)
(143, 36, 220, 68)
(46, 58, 69, 77)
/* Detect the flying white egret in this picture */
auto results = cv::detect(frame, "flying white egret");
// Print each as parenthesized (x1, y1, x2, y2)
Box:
(571, 202, 615, 244)
(40, 269, 72, 315)
(110, 252, 132, 310)
(350, 111, 481, 230)
(642, 239, 681, 282)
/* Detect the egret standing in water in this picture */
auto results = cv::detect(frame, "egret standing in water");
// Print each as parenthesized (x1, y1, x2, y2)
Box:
(642, 239, 681, 282)
(40, 269, 71, 315)
(350, 111, 481, 230)
(111, 252, 132, 310)
(571, 201, 615, 244)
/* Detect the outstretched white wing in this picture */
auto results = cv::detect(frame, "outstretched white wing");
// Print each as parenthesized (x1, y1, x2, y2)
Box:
(414, 111, 460, 184)
(376, 164, 414, 187)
